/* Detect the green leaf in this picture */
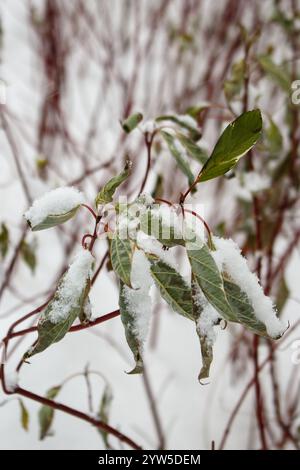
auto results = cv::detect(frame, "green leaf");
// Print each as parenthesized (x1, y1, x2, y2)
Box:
(223, 277, 268, 336)
(156, 114, 201, 141)
(24, 260, 92, 359)
(185, 104, 209, 120)
(119, 281, 144, 374)
(18, 399, 29, 431)
(276, 275, 289, 315)
(110, 234, 133, 287)
(121, 113, 143, 133)
(0, 222, 9, 258)
(196, 323, 214, 382)
(20, 240, 37, 274)
(38, 386, 61, 440)
(160, 131, 195, 187)
(95, 160, 132, 207)
(258, 55, 291, 92)
(27, 206, 81, 232)
(192, 284, 214, 381)
(140, 209, 185, 248)
(199, 110, 262, 182)
(97, 383, 113, 449)
(176, 132, 208, 164)
(187, 244, 235, 321)
(149, 259, 194, 320)
(265, 117, 283, 156)
(151, 174, 164, 199)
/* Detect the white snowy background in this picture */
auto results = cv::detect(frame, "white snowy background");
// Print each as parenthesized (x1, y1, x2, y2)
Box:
(1, 0, 299, 450)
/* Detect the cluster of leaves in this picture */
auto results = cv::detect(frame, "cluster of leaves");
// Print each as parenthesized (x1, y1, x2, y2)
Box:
(22, 107, 286, 383)
(222, 23, 299, 305)
(122, 109, 262, 187)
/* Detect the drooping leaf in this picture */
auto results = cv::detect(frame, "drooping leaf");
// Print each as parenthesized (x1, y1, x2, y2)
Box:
(192, 282, 221, 381)
(95, 160, 132, 207)
(121, 112, 143, 133)
(38, 386, 61, 440)
(187, 244, 235, 321)
(258, 55, 291, 92)
(199, 110, 262, 182)
(196, 325, 213, 382)
(24, 252, 93, 358)
(149, 259, 194, 320)
(0, 222, 9, 258)
(110, 234, 133, 287)
(18, 399, 29, 431)
(119, 281, 144, 374)
(97, 383, 113, 449)
(140, 209, 185, 248)
(176, 132, 208, 164)
(160, 131, 195, 187)
(156, 114, 201, 141)
(20, 240, 37, 274)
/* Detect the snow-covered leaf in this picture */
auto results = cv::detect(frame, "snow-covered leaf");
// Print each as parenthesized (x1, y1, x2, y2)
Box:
(192, 282, 221, 381)
(121, 112, 143, 133)
(97, 383, 113, 449)
(199, 110, 262, 182)
(212, 236, 286, 339)
(110, 234, 133, 287)
(119, 282, 144, 374)
(160, 130, 195, 187)
(196, 325, 213, 382)
(149, 259, 194, 320)
(188, 244, 235, 321)
(95, 160, 132, 207)
(24, 187, 84, 231)
(18, 399, 29, 431)
(24, 250, 94, 358)
(118, 249, 153, 374)
(38, 386, 61, 440)
(223, 277, 267, 336)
